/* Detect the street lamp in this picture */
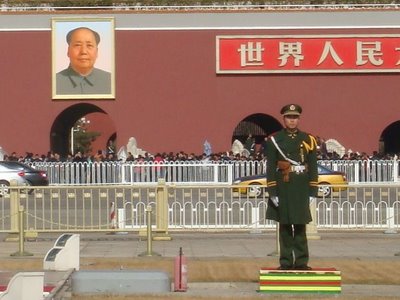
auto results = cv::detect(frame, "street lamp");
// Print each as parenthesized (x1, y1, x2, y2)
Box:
(70, 118, 90, 155)
(70, 127, 75, 155)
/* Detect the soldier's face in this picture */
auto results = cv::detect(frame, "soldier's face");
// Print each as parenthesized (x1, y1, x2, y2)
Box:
(283, 115, 299, 130)
(67, 28, 98, 76)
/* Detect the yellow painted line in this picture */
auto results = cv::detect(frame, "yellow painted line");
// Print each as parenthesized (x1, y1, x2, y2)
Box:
(259, 286, 341, 291)
(260, 276, 341, 281)
(260, 270, 341, 275)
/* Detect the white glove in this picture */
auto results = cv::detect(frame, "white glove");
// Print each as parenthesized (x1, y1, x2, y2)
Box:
(270, 196, 279, 207)
(309, 196, 316, 204)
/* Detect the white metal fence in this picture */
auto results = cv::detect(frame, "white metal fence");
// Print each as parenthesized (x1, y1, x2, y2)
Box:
(30, 159, 398, 185)
(3, 3, 400, 12)
(0, 183, 399, 233)
(318, 159, 398, 184)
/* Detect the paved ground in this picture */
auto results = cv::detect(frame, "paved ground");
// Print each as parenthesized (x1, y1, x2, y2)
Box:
(1, 230, 400, 298)
(2, 230, 399, 259)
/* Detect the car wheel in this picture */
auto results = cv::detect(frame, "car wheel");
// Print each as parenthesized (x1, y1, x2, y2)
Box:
(318, 183, 332, 197)
(0, 180, 10, 197)
(248, 183, 264, 198)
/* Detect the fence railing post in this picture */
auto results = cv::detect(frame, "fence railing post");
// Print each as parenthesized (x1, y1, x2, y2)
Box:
(393, 158, 399, 183)
(268, 223, 279, 257)
(227, 164, 233, 184)
(154, 178, 172, 241)
(9, 180, 19, 233)
(139, 205, 161, 257)
(213, 164, 219, 184)
(384, 207, 397, 234)
(354, 162, 360, 183)
(307, 198, 321, 240)
(11, 205, 33, 257)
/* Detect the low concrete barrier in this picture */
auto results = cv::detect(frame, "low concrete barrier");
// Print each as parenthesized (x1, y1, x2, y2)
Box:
(72, 270, 170, 295)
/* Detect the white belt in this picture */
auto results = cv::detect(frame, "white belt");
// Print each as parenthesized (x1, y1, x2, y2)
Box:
(290, 165, 306, 173)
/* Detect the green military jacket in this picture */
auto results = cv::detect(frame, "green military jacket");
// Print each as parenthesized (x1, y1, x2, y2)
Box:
(56, 66, 111, 95)
(265, 129, 318, 224)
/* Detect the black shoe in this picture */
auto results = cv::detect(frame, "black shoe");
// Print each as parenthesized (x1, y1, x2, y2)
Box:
(294, 265, 312, 270)
(277, 265, 293, 270)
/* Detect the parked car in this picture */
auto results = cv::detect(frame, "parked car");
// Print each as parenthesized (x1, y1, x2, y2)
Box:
(0, 161, 49, 196)
(232, 164, 347, 198)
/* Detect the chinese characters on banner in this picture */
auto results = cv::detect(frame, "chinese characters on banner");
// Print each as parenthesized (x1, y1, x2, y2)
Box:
(216, 35, 400, 73)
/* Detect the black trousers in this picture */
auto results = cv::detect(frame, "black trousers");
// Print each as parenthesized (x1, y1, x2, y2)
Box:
(279, 223, 309, 268)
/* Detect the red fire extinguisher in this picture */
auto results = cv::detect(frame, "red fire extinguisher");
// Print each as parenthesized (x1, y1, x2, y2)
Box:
(174, 247, 188, 292)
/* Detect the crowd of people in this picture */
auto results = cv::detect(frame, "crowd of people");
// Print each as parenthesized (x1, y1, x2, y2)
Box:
(1, 145, 396, 164)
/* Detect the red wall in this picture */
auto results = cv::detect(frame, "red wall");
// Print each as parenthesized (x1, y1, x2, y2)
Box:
(85, 112, 116, 154)
(0, 26, 399, 157)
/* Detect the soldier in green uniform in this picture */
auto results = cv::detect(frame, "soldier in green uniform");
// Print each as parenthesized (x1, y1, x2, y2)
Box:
(265, 104, 318, 270)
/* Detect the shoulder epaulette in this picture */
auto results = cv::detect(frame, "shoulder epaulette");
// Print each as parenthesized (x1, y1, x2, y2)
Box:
(302, 134, 318, 152)
(267, 131, 279, 138)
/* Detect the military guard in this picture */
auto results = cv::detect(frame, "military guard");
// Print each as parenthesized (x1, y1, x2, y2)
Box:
(265, 104, 318, 270)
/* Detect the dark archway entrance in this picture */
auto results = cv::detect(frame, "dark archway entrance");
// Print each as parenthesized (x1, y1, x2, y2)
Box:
(50, 103, 112, 158)
(381, 121, 400, 155)
(232, 113, 282, 150)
